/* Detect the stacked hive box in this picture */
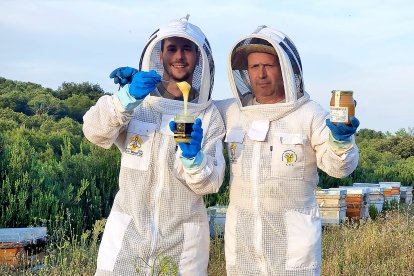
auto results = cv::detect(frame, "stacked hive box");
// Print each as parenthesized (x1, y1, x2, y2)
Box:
(400, 186, 413, 205)
(405, 186, 412, 204)
(381, 186, 393, 203)
(379, 182, 401, 203)
(339, 186, 368, 220)
(315, 188, 347, 225)
(207, 205, 228, 238)
(365, 186, 385, 213)
(353, 183, 384, 213)
(400, 187, 407, 204)
(0, 227, 47, 267)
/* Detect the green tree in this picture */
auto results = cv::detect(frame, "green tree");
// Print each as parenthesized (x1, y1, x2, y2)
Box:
(0, 90, 32, 115)
(356, 128, 385, 141)
(63, 94, 95, 122)
(55, 82, 105, 101)
(27, 92, 63, 115)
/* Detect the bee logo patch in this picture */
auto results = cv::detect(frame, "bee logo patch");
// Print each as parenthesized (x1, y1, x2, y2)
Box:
(282, 150, 297, 166)
(126, 134, 144, 156)
(229, 143, 238, 163)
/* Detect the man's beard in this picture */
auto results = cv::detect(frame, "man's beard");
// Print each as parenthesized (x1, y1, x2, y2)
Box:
(169, 72, 191, 82)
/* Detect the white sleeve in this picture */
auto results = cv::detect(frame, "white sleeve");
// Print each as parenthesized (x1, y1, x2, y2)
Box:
(82, 95, 133, 149)
(173, 106, 226, 195)
(312, 111, 359, 178)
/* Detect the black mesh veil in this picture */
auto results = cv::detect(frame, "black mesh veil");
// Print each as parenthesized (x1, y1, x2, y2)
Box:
(138, 22, 215, 104)
(229, 27, 305, 106)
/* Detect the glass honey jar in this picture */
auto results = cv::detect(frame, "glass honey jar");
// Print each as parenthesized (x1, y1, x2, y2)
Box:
(173, 113, 195, 143)
(173, 81, 194, 144)
(330, 90, 355, 125)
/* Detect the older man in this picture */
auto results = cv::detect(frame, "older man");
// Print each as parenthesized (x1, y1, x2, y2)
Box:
(215, 26, 359, 275)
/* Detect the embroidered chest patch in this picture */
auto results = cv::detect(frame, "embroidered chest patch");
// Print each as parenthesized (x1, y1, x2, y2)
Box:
(229, 143, 238, 164)
(126, 134, 144, 156)
(282, 150, 297, 166)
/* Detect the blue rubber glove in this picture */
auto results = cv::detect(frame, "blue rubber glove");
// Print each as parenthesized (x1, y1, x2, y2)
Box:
(109, 67, 138, 87)
(169, 118, 203, 159)
(129, 70, 161, 100)
(326, 116, 360, 141)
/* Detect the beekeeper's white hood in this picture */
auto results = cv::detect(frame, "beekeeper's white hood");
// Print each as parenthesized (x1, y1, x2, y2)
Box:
(228, 25, 310, 121)
(139, 15, 214, 111)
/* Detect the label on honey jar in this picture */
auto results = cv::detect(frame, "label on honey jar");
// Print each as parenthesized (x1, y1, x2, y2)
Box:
(174, 122, 194, 143)
(173, 113, 195, 144)
(330, 107, 349, 124)
(330, 90, 354, 125)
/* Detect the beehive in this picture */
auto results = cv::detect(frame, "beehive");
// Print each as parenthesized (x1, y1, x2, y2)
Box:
(315, 188, 347, 225)
(366, 187, 384, 213)
(340, 186, 368, 220)
(315, 188, 347, 207)
(0, 227, 47, 267)
(352, 183, 384, 213)
(400, 186, 413, 205)
(207, 205, 228, 238)
(380, 182, 401, 203)
(405, 186, 413, 205)
(353, 183, 380, 188)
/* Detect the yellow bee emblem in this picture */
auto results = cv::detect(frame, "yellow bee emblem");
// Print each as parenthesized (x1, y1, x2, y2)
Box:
(230, 143, 237, 158)
(282, 150, 297, 166)
(128, 134, 143, 151)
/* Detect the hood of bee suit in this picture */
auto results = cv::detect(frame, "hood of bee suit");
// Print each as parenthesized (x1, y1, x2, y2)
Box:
(138, 15, 215, 115)
(227, 25, 310, 121)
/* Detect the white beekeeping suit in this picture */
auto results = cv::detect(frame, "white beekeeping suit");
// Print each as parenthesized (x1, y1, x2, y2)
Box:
(83, 16, 225, 276)
(215, 26, 359, 275)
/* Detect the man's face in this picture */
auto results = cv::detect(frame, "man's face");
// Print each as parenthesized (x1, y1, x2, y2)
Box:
(160, 37, 198, 82)
(247, 52, 285, 104)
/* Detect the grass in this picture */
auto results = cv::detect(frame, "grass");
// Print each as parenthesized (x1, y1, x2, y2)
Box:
(322, 205, 414, 275)
(2, 206, 414, 275)
(0, 218, 104, 276)
(208, 233, 226, 276)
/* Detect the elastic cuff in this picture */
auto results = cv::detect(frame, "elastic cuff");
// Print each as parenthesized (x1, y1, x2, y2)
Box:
(116, 84, 142, 111)
(180, 151, 204, 169)
(329, 132, 354, 155)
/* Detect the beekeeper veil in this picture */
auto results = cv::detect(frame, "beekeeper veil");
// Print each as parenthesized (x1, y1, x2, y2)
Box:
(139, 15, 214, 105)
(229, 25, 304, 107)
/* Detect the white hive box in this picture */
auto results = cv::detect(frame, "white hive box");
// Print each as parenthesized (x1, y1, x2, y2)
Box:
(400, 186, 407, 203)
(315, 188, 347, 208)
(319, 206, 347, 225)
(315, 188, 347, 225)
(406, 186, 413, 205)
(207, 205, 228, 238)
(379, 181, 401, 187)
(353, 183, 380, 187)
(319, 206, 346, 225)
(400, 186, 413, 205)
(366, 187, 384, 213)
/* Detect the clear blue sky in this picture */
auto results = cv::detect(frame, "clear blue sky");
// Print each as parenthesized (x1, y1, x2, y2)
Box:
(1, 0, 413, 133)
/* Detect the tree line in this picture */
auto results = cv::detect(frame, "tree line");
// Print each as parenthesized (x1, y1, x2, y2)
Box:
(0, 77, 413, 235)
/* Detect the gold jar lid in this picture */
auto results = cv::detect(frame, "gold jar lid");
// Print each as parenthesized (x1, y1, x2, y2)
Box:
(331, 90, 353, 95)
